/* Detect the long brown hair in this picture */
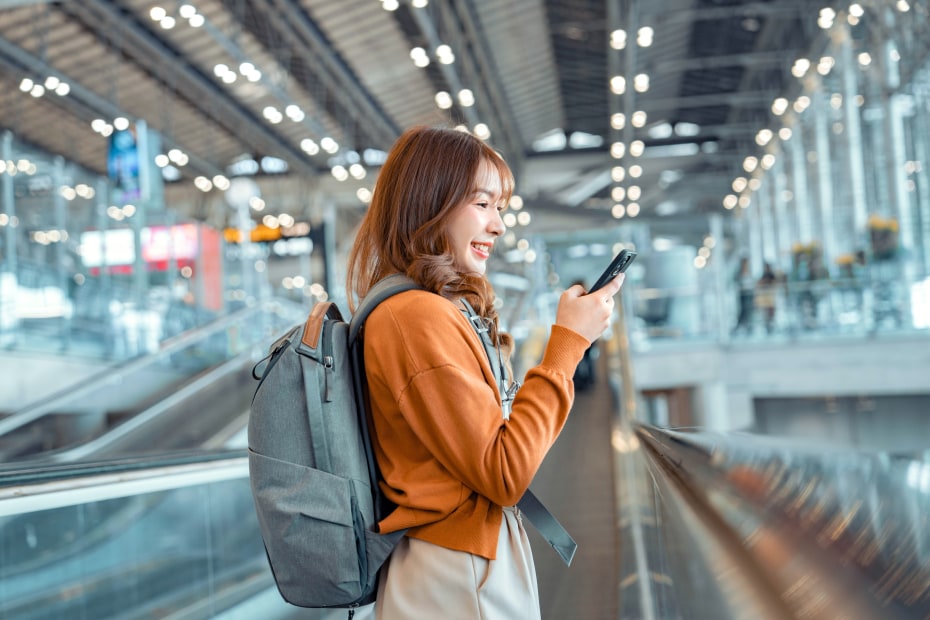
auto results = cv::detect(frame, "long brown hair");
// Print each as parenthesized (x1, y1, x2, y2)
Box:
(346, 126, 513, 346)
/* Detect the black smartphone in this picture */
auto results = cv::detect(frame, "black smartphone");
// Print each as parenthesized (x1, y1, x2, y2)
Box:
(588, 249, 637, 293)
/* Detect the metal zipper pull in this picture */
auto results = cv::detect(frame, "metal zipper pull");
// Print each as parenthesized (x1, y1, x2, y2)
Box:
(323, 355, 334, 402)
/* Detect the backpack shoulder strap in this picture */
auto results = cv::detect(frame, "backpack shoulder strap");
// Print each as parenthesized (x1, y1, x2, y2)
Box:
(459, 301, 577, 567)
(349, 274, 421, 346)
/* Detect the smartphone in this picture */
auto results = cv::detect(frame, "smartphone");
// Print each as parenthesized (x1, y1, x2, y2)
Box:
(588, 249, 637, 293)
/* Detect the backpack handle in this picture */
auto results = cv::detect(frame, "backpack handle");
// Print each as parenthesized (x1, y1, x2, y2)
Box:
(302, 301, 342, 350)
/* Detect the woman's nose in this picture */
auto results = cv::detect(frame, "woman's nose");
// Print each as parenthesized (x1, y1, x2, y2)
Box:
(489, 210, 505, 236)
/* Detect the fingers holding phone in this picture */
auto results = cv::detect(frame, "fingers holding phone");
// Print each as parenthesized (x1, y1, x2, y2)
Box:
(556, 273, 625, 343)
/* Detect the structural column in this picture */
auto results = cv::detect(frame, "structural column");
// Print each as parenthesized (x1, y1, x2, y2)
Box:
(838, 25, 869, 235)
(813, 89, 837, 266)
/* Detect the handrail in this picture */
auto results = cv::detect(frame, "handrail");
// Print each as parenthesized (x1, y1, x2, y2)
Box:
(0, 450, 247, 517)
(634, 424, 918, 620)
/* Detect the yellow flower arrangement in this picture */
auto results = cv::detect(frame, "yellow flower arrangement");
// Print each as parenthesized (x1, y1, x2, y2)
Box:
(868, 214, 899, 259)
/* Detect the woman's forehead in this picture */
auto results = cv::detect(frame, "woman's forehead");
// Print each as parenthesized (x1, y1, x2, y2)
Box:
(473, 159, 503, 196)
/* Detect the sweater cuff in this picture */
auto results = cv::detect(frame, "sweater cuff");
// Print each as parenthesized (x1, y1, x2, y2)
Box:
(540, 324, 591, 373)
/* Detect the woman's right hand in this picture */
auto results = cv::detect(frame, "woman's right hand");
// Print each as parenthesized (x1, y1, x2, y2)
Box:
(555, 274, 625, 343)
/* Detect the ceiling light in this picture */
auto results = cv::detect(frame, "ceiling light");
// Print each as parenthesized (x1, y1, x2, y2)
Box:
(114, 117, 130, 131)
(636, 27, 654, 47)
(610, 113, 625, 129)
(818, 8, 836, 29)
(382, 0, 399, 10)
(320, 137, 339, 153)
(627, 185, 641, 201)
(473, 123, 491, 140)
(609, 75, 626, 95)
(509, 195, 524, 210)
(160, 16, 176, 29)
(631, 110, 647, 127)
(611, 186, 625, 201)
(349, 163, 366, 179)
(150, 7, 167, 21)
(723, 194, 737, 209)
(188, 14, 205, 27)
(629, 140, 645, 157)
(436, 44, 455, 64)
(611, 166, 625, 182)
(610, 29, 627, 50)
(435, 91, 453, 109)
(755, 128, 773, 146)
(629, 165, 642, 178)
(179, 4, 196, 18)
(611, 204, 625, 219)
(458, 89, 475, 107)
(412, 0, 428, 6)
(633, 73, 650, 93)
(610, 142, 625, 159)
(213, 175, 230, 190)
(19, 78, 33, 92)
(301, 139, 320, 155)
(626, 203, 640, 217)
(331, 165, 349, 181)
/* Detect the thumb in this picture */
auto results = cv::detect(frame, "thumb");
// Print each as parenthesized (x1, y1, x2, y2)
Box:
(564, 284, 587, 299)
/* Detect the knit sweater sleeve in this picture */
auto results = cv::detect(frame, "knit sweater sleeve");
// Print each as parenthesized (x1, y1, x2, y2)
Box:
(364, 291, 589, 509)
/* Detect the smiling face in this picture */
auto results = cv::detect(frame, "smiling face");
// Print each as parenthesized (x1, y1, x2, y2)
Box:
(445, 159, 506, 276)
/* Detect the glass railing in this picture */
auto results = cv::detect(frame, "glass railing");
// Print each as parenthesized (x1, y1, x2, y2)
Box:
(0, 451, 285, 620)
(624, 268, 930, 350)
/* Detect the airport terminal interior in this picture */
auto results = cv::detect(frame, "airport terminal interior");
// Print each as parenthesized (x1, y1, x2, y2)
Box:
(1, 0, 929, 618)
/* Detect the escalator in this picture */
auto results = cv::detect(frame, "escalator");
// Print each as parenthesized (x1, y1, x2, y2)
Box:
(0, 299, 304, 464)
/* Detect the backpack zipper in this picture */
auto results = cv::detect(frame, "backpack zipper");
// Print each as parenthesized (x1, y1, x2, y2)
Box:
(321, 320, 334, 402)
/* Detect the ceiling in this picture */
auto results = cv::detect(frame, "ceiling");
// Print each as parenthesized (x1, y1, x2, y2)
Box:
(0, 0, 835, 245)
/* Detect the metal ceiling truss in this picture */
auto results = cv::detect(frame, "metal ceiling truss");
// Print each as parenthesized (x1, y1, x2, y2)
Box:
(0, 31, 223, 179)
(234, 0, 401, 153)
(67, 0, 319, 177)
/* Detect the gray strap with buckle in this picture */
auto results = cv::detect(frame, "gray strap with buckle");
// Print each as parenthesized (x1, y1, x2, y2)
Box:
(461, 299, 578, 567)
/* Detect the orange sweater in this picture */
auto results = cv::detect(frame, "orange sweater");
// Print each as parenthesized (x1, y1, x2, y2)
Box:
(363, 289, 589, 560)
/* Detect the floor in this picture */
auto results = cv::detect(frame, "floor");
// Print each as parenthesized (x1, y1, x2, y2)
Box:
(530, 358, 621, 620)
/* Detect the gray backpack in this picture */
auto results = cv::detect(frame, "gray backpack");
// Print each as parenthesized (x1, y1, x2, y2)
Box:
(248, 275, 417, 611)
(248, 275, 576, 612)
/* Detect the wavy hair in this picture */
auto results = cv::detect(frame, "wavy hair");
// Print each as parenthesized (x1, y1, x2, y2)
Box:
(346, 126, 513, 347)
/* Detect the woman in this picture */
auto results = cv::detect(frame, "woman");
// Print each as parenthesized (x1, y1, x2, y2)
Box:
(346, 126, 624, 618)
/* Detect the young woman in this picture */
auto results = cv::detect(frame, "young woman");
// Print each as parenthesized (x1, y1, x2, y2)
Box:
(346, 126, 624, 618)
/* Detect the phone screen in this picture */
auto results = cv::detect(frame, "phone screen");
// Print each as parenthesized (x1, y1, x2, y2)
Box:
(588, 249, 637, 293)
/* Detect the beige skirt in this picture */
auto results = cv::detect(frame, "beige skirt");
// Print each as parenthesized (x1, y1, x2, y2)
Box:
(373, 507, 540, 619)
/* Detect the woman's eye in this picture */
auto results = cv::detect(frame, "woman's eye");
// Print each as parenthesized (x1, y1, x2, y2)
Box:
(476, 201, 489, 209)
